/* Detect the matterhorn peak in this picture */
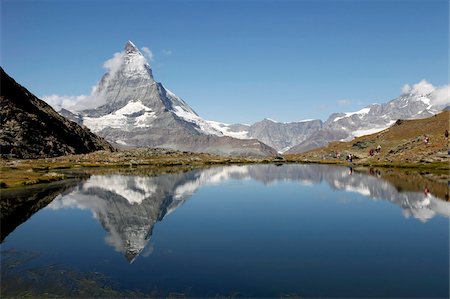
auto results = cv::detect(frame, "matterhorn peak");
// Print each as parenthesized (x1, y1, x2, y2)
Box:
(124, 40, 140, 55)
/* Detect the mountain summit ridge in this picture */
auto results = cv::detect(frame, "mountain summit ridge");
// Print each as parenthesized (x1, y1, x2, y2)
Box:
(65, 41, 277, 157)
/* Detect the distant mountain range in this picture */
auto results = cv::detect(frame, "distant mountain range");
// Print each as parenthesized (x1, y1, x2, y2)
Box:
(54, 41, 447, 155)
(0, 68, 113, 159)
(209, 82, 447, 153)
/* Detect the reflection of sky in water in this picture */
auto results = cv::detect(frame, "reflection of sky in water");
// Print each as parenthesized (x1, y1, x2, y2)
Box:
(2, 164, 449, 298)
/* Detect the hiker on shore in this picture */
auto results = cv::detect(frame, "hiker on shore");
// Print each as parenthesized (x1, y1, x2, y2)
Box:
(424, 136, 429, 144)
(376, 145, 381, 153)
(347, 153, 353, 163)
(445, 129, 449, 139)
(369, 148, 374, 157)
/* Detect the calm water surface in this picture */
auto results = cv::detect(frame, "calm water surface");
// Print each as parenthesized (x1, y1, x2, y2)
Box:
(1, 164, 449, 298)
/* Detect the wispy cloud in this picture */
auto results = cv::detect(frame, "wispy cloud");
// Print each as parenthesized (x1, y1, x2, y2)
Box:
(162, 49, 172, 55)
(43, 94, 87, 111)
(42, 84, 102, 112)
(103, 52, 125, 78)
(141, 46, 154, 61)
(336, 99, 352, 106)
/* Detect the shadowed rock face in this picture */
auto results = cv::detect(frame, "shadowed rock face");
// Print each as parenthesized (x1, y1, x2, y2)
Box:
(65, 41, 276, 157)
(219, 119, 324, 153)
(0, 68, 114, 159)
(46, 165, 449, 262)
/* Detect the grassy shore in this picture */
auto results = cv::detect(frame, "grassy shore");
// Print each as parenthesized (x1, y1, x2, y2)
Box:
(284, 157, 449, 171)
(0, 148, 285, 188)
(1, 146, 448, 189)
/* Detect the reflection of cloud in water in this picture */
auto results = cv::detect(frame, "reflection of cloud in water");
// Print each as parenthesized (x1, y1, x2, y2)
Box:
(47, 165, 450, 261)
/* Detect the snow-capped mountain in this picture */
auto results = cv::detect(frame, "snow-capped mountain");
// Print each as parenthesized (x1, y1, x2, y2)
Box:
(286, 82, 448, 153)
(62, 41, 276, 157)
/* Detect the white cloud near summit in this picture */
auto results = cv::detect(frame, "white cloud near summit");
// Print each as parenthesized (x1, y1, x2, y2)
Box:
(141, 47, 154, 61)
(430, 85, 450, 106)
(43, 51, 129, 111)
(103, 52, 125, 78)
(401, 79, 449, 106)
(401, 80, 436, 95)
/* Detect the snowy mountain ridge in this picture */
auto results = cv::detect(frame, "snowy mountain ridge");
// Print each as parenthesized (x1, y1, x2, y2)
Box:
(207, 80, 448, 153)
(44, 41, 448, 154)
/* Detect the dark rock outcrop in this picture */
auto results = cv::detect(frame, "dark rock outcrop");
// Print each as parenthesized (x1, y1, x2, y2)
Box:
(0, 68, 114, 158)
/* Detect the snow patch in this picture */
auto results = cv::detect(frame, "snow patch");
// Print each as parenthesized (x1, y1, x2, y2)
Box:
(172, 106, 223, 136)
(333, 107, 371, 122)
(264, 118, 316, 124)
(206, 120, 249, 139)
(345, 185, 371, 196)
(352, 120, 395, 137)
(116, 140, 128, 145)
(83, 100, 156, 132)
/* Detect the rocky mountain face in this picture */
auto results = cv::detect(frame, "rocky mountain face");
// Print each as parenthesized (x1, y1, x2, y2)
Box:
(0, 68, 113, 159)
(286, 86, 447, 153)
(64, 41, 276, 157)
(207, 118, 323, 153)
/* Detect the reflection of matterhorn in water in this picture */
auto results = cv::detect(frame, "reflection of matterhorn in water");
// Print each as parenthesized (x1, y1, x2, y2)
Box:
(47, 166, 248, 262)
(48, 165, 450, 262)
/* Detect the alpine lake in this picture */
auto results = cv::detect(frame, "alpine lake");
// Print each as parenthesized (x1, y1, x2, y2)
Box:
(1, 164, 449, 298)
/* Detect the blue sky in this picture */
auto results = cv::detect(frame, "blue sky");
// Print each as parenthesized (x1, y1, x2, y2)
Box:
(1, 0, 448, 123)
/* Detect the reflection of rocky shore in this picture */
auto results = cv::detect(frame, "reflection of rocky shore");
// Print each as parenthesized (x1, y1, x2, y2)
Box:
(0, 179, 82, 242)
(47, 164, 450, 261)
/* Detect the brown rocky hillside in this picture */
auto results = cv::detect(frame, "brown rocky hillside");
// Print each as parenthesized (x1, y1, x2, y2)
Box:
(286, 111, 450, 165)
(0, 68, 114, 159)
